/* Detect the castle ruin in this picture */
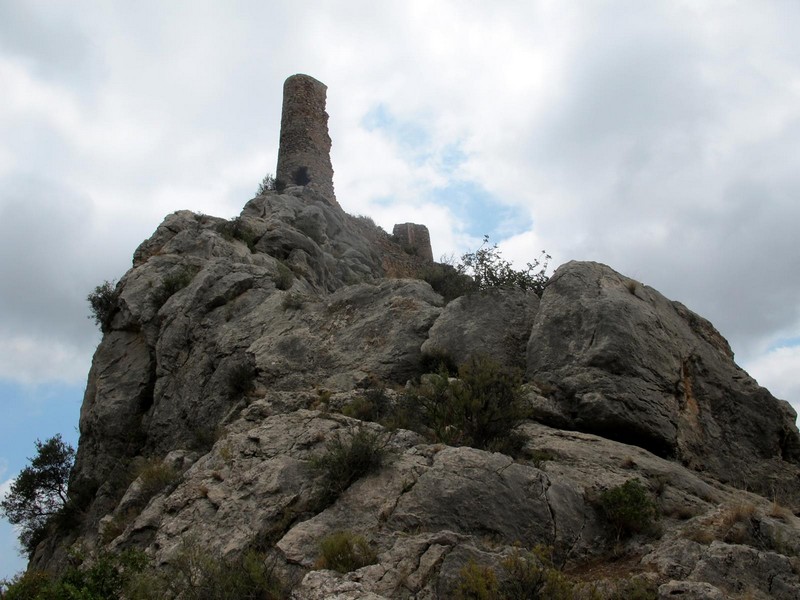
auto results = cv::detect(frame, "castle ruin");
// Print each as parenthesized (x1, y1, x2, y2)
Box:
(276, 74, 338, 207)
(276, 74, 432, 262)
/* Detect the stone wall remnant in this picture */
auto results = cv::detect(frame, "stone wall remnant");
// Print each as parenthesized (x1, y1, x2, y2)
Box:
(276, 74, 338, 207)
(393, 223, 433, 262)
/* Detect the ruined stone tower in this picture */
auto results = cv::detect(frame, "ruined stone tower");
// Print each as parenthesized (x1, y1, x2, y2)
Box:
(276, 74, 338, 207)
(393, 223, 434, 262)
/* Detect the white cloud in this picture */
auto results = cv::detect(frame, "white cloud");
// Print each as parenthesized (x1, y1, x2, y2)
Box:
(0, 478, 13, 502)
(0, 458, 12, 501)
(743, 345, 800, 416)
(0, 335, 95, 386)
(0, 0, 798, 388)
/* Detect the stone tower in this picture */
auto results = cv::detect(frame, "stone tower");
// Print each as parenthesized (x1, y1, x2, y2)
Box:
(276, 74, 338, 207)
(392, 223, 434, 262)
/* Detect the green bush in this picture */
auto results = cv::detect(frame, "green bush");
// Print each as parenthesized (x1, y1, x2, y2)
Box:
(274, 261, 294, 291)
(342, 388, 390, 422)
(310, 426, 387, 508)
(405, 357, 529, 455)
(126, 542, 289, 600)
(455, 560, 500, 600)
(421, 262, 477, 303)
(153, 266, 200, 309)
(452, 546, 657, 600)
(257, 174, 277, 195)
(418, 349, 459, 377)
(130, 459, 181, 511)
(596, 479, 659, 540)
(226, 359, 256, 397)
(316, 530, 377, 573)
(2, 549, 148, 600)
(87, 280, 119, 332)
(217, 218, 259, 251)
(499, 546, 578, 599)
(1, 570, 52, 600)
(0, 435, 75, 556)
(3, 545, 292, 599)
(458, 235, 550, 297)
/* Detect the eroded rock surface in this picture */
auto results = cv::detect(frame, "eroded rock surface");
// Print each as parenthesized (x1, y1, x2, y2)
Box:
(527, 261, 800, 499)
(31, 189, 800, 598)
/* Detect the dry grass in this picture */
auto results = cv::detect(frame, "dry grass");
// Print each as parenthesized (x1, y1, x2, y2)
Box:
(720, 502, 757, 529)
(768, 500, 793, 522)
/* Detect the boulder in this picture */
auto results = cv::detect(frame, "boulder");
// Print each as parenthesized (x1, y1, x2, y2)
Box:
(526, 261, 800, 497)
(421, 288, 539, 369)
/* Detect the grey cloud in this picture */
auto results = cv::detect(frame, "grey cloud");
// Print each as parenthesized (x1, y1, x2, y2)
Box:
(0, 2, 105, 89)
(0, 174, 122, 346)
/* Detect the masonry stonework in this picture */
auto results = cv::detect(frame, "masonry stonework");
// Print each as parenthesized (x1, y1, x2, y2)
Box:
(276, 74, 338, 207)
(392, 223, 434, 262)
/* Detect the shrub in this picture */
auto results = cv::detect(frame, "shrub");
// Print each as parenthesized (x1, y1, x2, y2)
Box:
(274, 261, 294, 291)
(419, 349, 458, 377)
(316, 531, 377, 573)
(125, 542, 289, 600)
(130, 459, 181, 511)
(226, 359, 256, 397)
(342, 396, 376, 421)
(596, 479, 659, 540)
(406, 357, 529, 455)
(421, 262, 477, 303)
(87, 280, 119, 332)
(153, 266, 200, 309)
(257, 173, 277, 194)
(281, 291, 304, 310)
(217, 218, 259, 251)
(1, 570, 51, 600)
(2, 549, 149, 600)
(606, 577, 658, 600)
(310, 426, 387, 508)
(0, 434, 75, 556)
(342, 388, 390, 422)
(455, 560, 500, 600)
(458, 235, 550, 297)
(454, 546, 602, 600)
(499, 546, 579, 599)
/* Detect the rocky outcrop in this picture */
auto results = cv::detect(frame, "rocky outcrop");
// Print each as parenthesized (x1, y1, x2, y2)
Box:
(69, 189, 439, 540)
(43, 195, 800, 597)
(422, 288, 538, 370)
(28, 74, 800, 598)
(526, 261, 800, 499)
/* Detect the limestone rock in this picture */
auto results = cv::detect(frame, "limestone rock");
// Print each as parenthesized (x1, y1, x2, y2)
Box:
(422, 288, 539, 369)
(526, 260, 800, 498)
(27, 75, 800, 599)
(658, 580, 727, 599)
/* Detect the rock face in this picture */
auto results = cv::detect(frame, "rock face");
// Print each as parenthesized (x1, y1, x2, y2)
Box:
(28, 75, 800, 599)
(526, 261, 800, 498)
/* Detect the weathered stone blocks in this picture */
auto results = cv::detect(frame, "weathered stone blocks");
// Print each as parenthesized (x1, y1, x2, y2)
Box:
(276, 74, 338, 207)
(392, 222, 433, 262)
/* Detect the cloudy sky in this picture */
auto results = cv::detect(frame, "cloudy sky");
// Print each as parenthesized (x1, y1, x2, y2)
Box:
(2, 0, 800, 577)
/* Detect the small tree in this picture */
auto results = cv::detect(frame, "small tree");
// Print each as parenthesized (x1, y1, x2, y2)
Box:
(87, 280, 119, 332)
(457, 235, 550, 297)
(0, 435, 75, 556)
(257, 174, 277, 195)
(597, 479, 659, 540)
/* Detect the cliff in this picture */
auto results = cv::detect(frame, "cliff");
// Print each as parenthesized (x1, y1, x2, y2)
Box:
(27, 76, 800, 599)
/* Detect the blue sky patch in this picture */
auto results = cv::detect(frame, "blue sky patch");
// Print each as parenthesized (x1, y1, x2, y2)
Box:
(0, 380, 83, 579)
(431, 180, 532, 240)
